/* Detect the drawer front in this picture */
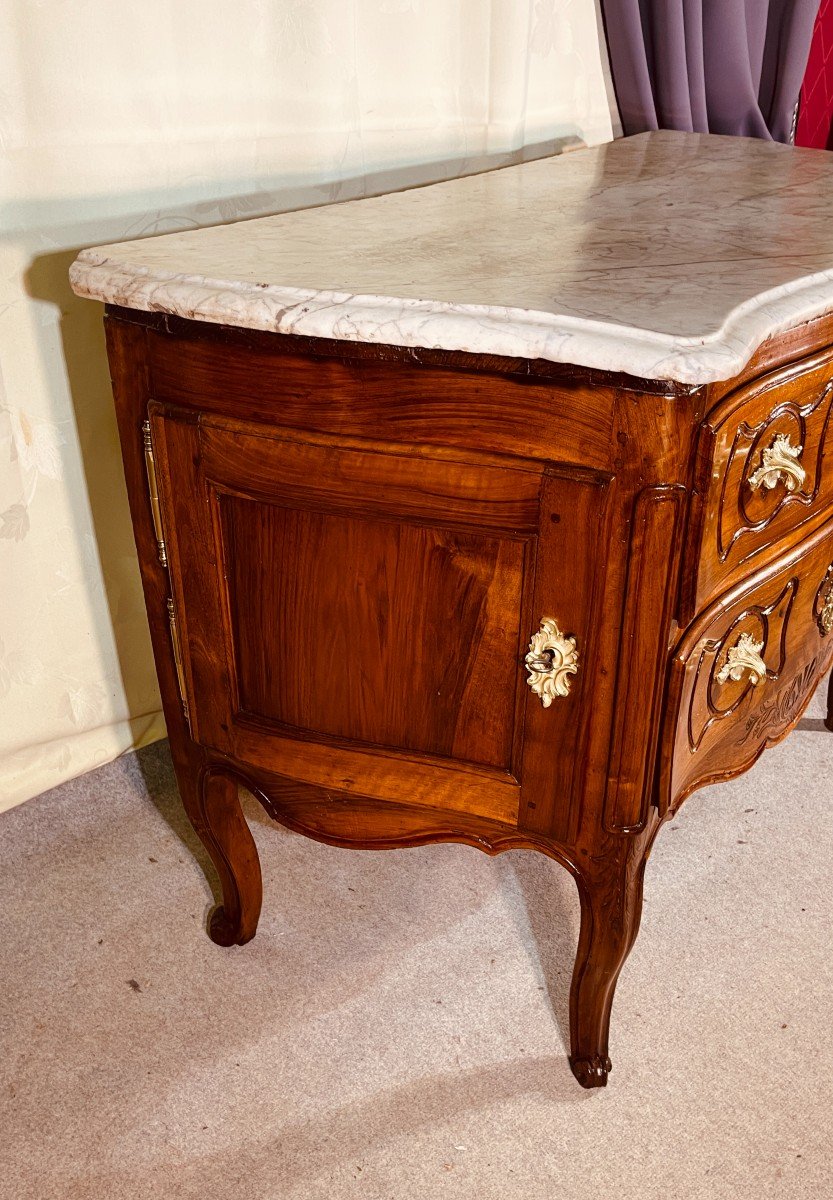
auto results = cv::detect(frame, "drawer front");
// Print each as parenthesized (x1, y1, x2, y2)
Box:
(661, 512, 833, 812)
(686, 348, 833, 616)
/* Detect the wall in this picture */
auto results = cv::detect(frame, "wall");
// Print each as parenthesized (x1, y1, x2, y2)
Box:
(0, 0, 616, 810)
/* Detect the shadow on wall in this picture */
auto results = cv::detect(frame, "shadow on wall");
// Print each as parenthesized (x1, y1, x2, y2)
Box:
(24, 244, 159, 740)
(22, 134, 585, 745)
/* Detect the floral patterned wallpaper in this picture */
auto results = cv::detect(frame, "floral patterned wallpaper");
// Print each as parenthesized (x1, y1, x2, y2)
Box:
(0, 0, 616, 810)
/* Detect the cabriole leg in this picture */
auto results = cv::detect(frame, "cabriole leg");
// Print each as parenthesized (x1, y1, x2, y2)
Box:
(568, 844, 648, 1088)
(173, 755, 263, 947)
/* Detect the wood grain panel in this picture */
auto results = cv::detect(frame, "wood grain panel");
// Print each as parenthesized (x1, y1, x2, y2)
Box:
(518, 471, 614, 844)
(144, 322, 618, 470)
(200, 416, 543, 535)
(149, 403, 536, 824)
(226, 723, 520, 824)
(221, 493, 527, 769)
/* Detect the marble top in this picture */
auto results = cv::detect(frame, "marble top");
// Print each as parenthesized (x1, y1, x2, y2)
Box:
(69, 131, 833, 385)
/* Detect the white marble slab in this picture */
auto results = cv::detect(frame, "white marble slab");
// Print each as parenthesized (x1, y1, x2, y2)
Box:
(69, 131, 833, 385)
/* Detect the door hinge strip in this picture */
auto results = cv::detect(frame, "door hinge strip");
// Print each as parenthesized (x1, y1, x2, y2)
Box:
(142, 419, 168, 568)
(166, 596, 191, 729)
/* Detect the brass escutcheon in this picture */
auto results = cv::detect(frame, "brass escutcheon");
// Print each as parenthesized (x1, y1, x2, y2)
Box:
(524, 617, 578, 708)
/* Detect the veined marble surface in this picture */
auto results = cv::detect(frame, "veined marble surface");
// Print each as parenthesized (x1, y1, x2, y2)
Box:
(69, 132, 833, 385)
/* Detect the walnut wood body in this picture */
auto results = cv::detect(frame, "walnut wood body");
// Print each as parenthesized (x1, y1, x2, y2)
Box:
(105, 306, 833, 1088)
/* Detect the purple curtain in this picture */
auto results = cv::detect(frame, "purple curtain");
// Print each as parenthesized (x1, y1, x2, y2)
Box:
(601, 0, 820, 142)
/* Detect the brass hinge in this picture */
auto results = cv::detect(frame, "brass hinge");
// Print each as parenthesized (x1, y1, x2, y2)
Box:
(166, 596, 191, 729)
(142, 419, 168, 567)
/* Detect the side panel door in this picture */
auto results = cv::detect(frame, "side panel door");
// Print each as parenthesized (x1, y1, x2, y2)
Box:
(150, 403, 607, 836)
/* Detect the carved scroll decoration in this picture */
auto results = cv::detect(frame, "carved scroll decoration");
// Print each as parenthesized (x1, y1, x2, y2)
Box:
(747, 432, 806, 494)
(716, 632, 767, 686)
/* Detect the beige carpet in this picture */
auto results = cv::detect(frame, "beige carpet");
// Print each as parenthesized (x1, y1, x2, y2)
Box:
(2, 689, 833, 1200)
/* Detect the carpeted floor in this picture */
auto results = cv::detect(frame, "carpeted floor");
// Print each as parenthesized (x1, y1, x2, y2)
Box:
(2, 689, 833, 1200)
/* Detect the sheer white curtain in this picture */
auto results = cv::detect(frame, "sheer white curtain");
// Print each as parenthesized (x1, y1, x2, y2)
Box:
(0, 0, 616, 811)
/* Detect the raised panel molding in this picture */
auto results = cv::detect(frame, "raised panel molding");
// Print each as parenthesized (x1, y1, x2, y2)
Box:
(603, 486, 686, 834)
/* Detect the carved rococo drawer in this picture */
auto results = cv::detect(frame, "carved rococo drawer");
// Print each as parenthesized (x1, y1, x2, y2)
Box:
(662, 512, 833, 812)
(684, 348, 833, 617)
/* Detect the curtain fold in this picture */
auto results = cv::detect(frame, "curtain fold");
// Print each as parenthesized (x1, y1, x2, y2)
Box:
(602, 0, 820, 141)
(795, 0, 833, 148)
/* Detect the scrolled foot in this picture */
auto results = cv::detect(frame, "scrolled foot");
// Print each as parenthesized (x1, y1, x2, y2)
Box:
(569, 1055, 612, 1089)
(208, 905, 240, 947)
(183, 766, 262, 947)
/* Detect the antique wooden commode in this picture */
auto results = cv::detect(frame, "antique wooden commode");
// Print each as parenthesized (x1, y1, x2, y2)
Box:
(71, 131, 833, 1086)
